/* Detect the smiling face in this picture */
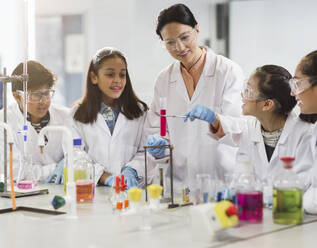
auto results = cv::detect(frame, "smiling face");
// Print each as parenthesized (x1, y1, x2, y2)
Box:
(160, 22, 201, 68)
(292, 63, 317, 114)
(90, 56, 127, 106)
(13, 83, 52, 124)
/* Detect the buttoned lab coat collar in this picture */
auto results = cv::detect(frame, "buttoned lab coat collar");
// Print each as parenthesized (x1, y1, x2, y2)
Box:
(168, 46, 217, 83)
(96, 110, 126, 139)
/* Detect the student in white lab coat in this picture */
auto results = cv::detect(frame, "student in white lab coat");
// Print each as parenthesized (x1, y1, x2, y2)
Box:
(188, 65, 314, 191)
(0, 61, 72, 183)
(72, 47, 148, 189)
(145, 4, 244, 191)
(291, 50, 317, 214)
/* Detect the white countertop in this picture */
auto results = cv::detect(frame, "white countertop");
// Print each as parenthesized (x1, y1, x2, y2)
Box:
(0, 185, 316, 248)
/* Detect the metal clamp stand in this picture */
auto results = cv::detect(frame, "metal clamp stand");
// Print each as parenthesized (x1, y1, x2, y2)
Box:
(0, 68, 27, 193)
(144, 143, 179, 209)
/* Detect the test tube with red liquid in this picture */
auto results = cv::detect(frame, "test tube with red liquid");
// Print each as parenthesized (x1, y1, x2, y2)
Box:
(159, 97, 167, 137)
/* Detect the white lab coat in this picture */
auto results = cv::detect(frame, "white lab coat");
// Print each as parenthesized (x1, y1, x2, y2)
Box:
(71, 105, 148, 185)
(0, 102, 72, 181)
(303, 123, 317, 214)
(145, 47, 244, 191)
(216, 112, 314, 189)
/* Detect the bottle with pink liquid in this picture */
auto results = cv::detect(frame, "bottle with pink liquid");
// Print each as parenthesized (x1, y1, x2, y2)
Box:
(235, 153, 263, 222)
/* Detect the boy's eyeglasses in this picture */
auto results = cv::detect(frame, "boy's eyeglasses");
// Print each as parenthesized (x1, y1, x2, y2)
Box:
(17, 89, 55, 103)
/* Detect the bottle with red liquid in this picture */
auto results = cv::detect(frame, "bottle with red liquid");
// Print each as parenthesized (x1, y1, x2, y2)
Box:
(236, 153, 263, 222)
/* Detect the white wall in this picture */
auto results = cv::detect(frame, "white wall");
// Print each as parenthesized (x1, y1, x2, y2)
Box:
(230, 0, 317, 78)
(0, 0, 36, 104)
(36, 0, 213, 104)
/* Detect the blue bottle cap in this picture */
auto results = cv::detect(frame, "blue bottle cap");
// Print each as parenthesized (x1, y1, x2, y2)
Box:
(73, 138, 82, 146)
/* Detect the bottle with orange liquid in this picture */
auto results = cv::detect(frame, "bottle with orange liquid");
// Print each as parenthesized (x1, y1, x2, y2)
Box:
(72, 139, 95, 203)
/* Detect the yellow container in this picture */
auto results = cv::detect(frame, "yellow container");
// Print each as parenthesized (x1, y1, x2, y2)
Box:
(147, 184, 163, 199)
(128, 187, 143, 202)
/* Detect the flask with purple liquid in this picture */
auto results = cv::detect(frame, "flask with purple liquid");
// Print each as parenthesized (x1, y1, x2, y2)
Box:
(235, 153, 263, 222)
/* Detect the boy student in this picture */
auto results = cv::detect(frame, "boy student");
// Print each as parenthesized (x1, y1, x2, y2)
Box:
(0, 60, 72, 183)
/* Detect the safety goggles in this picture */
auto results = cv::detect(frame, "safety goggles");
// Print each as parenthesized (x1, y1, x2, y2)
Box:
(241, 81, 267, 101)
(17, 89, 55, 103)
(289, 77, 312, 95)
(161, 29, 197, 51)
(92, 47, 125, 65)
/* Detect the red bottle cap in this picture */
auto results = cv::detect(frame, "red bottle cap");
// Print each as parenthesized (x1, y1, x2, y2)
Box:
(280, 157, 295, 169)
(226, 204, 238, 216)
(120, 174, 127, 191)
(280, 157, 295, 162)
(113, 176, 120, 193)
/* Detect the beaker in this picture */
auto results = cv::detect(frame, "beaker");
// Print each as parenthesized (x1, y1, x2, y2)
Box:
(196, 174, 212, 204)
(16, 154, 37, 189)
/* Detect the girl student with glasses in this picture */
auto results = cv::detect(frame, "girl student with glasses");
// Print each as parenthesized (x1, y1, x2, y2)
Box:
(145, 3, 244, 192)
(0, 61, 73, 184)
(71, 47, 148, 189)
(196, 65, 314, 202)
(292, 51, 317, 214)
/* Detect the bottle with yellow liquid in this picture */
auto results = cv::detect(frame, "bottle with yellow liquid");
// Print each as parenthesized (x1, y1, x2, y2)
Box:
(273, 157, 303, 225)
(64, 139, 95, 203)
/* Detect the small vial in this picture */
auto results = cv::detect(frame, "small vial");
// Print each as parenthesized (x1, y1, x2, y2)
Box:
(120, 174, 129, 210)
(182, 187, 190, 203)
(113, 176, 123, 212)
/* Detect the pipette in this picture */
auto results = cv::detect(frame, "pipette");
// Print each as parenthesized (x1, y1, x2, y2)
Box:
(162, 114, 187, 118)
(22, 0, 29, 154)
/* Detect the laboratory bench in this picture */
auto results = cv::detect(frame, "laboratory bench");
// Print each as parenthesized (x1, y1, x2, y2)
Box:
(0, 185, 316, 248)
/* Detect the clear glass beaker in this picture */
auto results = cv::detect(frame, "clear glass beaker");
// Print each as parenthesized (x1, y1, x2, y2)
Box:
(16, 154, 37, 189)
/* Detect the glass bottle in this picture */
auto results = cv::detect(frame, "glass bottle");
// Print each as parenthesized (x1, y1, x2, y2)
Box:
(74, 139, 94, 203)
(64, 139, 94, 202)
(273, 157, 303, 225)
(236, 153, 263, 222)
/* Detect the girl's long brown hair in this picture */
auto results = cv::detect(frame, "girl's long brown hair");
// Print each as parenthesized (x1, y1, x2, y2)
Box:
(74, 49, 148, 124)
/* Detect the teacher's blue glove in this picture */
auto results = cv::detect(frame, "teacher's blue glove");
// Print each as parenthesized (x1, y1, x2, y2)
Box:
(121, 167, 139, 189)
(45, 159, 64, 184)
(184, 104, 216, 124)
(146, 135, 167, 158)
